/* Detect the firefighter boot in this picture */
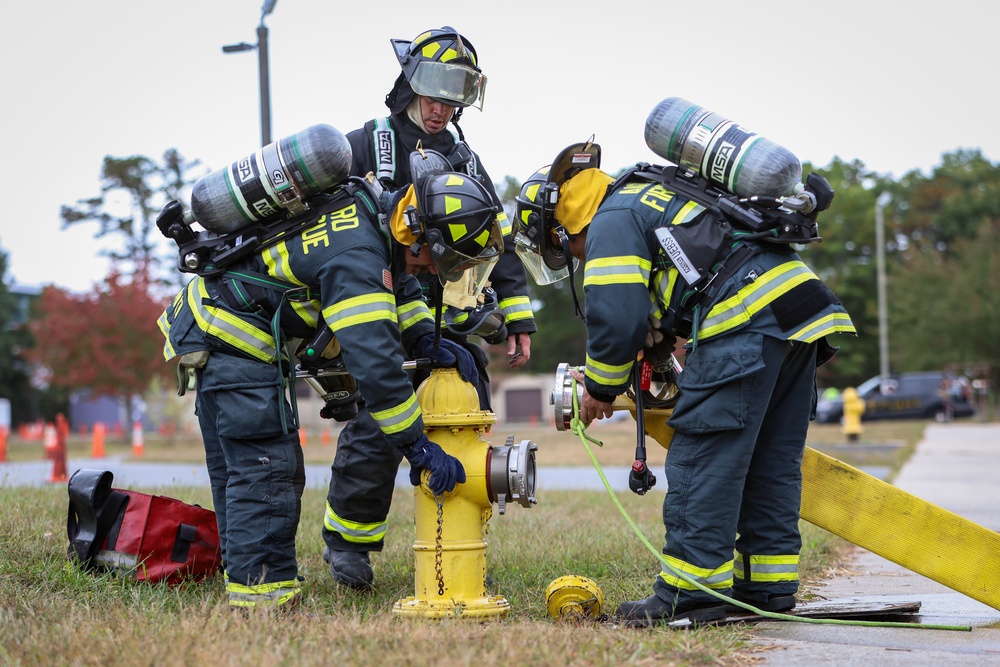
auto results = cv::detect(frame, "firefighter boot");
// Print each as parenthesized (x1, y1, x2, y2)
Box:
(323, 546, 373, 590)
(615, 594, 732, 627)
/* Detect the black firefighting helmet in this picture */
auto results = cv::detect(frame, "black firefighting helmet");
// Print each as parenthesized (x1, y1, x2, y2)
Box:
(513, 138, 601, 284)
(386, 27, 486, 114)
(391, 168, 503, 286)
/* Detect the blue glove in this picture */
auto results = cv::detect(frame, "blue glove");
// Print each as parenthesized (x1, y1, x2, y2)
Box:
(412, 335, 479, 386)
(404, 435, 466, 496)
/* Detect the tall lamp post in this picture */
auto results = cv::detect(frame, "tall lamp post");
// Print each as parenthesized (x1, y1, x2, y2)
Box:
(222, 0, 278, 147)
(875, 191, 892, 379)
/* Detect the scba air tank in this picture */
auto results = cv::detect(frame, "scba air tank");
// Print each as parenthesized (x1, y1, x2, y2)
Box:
(644, 97, 802, 199)
(191, 124, 352, 233)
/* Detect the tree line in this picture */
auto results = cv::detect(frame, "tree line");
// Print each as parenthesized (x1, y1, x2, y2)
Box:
(1, 148, 997, 426)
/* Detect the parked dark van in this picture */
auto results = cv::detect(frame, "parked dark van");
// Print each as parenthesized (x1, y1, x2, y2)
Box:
(816, 371, 975, 423)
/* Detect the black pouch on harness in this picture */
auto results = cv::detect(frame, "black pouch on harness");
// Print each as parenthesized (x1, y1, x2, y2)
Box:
(654, 209, 733, 287)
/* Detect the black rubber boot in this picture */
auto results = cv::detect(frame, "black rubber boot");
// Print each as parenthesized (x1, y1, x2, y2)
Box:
(733, 592, 796, 612)
(614, 594, 732, 627)
(322, 546, 373, 590)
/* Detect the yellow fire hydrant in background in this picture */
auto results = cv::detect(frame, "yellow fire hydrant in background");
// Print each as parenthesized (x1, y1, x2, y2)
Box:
(393, 368, 537, 619)
(841, 386, 865, 442)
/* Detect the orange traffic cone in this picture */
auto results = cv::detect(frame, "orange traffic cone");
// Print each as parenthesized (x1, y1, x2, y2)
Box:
(131, 421, 144, 457)
(321, 427, 332, 447)
(50, 414, 68, 483)
(91, 422, 106, 458)
(0, 426, 8, 462)
(299, 425, 308, 448)
(43, 423, 57, 456)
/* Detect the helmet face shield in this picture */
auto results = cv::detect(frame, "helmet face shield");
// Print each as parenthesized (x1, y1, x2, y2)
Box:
(514, 167, 578, 284)
(408, 60, 486, 109)
(427, 220, 502, 284)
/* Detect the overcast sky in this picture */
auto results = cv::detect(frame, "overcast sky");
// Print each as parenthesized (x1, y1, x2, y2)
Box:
(3, 0, 997, 292)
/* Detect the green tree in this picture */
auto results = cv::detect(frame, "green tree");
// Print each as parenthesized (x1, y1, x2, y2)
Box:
(0, 249, 38, 425)
(885, 150, 1000, 391)
(60, 149, 201, 288)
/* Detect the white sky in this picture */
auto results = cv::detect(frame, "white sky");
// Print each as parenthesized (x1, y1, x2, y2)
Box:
(3, 0, 997, 292)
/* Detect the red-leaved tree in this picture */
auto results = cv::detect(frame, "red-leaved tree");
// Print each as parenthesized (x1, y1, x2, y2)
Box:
(28, 268, 172, 432)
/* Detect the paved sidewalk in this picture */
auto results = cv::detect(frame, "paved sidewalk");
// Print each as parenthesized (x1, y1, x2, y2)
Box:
(751, 423, 1000, 665)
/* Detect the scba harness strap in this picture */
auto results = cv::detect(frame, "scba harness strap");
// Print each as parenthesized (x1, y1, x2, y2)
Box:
(370, 117, 477, 187)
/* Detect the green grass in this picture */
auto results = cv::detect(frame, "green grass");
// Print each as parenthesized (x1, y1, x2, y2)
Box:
(0, 419, 930, 666)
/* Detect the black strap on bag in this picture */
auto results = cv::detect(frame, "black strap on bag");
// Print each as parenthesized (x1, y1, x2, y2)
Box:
(66, 469, 129, 567)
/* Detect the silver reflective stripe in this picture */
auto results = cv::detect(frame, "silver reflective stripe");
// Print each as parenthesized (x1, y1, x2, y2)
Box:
(188, 278, 277, 362)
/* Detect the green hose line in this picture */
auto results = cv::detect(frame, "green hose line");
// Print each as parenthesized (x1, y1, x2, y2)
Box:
(568, 376, 970, 632)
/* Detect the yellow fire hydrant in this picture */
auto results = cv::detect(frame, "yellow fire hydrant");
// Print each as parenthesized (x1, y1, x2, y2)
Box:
(393, 368, 536, 619)
(842, 386, 865, 442)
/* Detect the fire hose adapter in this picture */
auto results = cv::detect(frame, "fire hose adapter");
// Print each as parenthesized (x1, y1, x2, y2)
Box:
(545, 575, 604, 621)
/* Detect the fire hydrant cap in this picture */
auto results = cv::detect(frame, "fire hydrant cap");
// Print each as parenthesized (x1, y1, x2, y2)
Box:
(545, 575, 604, 620)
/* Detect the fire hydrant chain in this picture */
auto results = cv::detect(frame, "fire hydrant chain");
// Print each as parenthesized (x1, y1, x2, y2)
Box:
(435, 495, 445, 595)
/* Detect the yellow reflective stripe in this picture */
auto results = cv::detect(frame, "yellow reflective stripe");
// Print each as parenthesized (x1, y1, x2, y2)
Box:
(789, 312, 857, 343)
(324, 502, 387, 544)
(189, 278, 277, 362)
(496, 210, 512, 237)
(227, 578, 301, 607)
(499, 295, 533, 322)
(733, 553, 799, 583)
(262, 242, 317, 327)
(699, 261, 815, 339)
(652, 268, 680, 315)
(583, 256, 652, 287)
(323, 293, 398, 331)
(585, 354, 633, 387)
(157, 310, 176, 360)
(658, 554, 734, 591)
(370, 393, 421, 435)
(398, 299, 433, 332)
(672, 200, 705, 225)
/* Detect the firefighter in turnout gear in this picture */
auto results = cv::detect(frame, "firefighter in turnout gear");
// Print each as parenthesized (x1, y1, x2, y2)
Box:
(323, 26, 536, 590)
(158, 161, 501, 610)
(513, 138, 856, 625)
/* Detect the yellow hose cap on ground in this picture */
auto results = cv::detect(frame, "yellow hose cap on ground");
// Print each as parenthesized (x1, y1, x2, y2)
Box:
(545, 575, 604, 620)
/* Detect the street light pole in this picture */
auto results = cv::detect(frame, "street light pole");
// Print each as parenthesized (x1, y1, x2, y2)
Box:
(222, 0, 278, 147)
(875, 191, 892, 379)
(256, 21, 271, 146)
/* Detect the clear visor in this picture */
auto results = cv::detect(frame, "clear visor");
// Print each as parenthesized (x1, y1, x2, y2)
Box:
(409, 60, 487, 109)
(514, 240, 574, 285)
(429, 219, 503, 284)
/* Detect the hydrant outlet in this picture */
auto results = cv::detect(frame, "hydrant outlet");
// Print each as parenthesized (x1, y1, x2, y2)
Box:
(488, 435, 537, 515)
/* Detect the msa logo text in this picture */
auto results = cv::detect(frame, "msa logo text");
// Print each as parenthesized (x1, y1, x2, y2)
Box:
(237, 158, 255, 184)
(710, 142, 735, 184)
(377, 131, 393, 169)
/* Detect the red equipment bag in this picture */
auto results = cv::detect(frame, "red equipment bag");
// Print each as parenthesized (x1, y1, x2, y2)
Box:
(67, 468, 222, 585)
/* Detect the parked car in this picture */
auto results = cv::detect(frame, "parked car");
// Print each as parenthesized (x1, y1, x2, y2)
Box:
(815, 371, 975, 423)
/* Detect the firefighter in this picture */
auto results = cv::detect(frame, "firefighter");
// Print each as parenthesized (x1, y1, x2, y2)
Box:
(513, 139, 856, 625)
(322, 26, 537, 589)
(157, 169, 502, 611)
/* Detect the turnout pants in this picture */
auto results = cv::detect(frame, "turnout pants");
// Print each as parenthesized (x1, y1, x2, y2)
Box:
(654, 332, 818, 607)
(197, 352, 305, 606)
(324, 339, 490, 553)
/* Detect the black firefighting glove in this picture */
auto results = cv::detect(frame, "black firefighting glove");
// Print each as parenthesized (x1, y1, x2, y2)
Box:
(643, 314, 676, 372)
(404, 434, 466, 496)
(412, 335, 479, 386)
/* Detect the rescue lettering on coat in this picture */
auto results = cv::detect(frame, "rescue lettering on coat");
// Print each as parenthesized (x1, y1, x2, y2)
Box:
(710, 142, 735, 184)
(302, 204, 360, 254)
